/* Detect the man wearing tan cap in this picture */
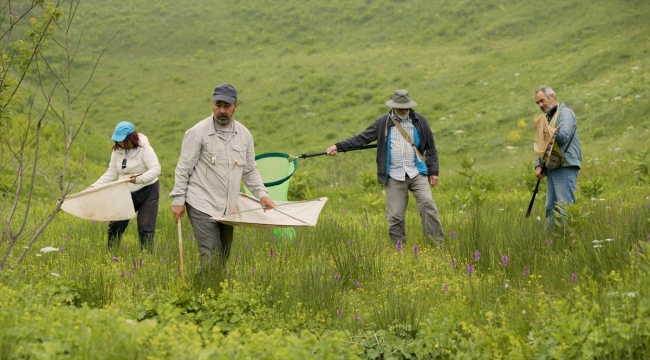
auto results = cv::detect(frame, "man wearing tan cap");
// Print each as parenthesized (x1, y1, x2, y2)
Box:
(326, 89, 444, 245)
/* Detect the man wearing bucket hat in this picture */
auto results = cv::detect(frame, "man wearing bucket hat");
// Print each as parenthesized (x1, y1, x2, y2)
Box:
(170, 83, 275, 269)
(326, 89, 444, 245)
(91, 121, 161, 250)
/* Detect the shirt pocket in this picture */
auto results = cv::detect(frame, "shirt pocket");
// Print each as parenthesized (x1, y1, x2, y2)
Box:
(229, 144, 247, 168)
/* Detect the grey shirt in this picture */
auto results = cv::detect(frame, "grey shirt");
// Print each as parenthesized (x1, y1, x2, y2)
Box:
(170, 115, 268, 217)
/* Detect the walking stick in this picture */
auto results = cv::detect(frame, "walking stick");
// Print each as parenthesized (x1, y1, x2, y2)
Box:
(177, 220, 186, 282)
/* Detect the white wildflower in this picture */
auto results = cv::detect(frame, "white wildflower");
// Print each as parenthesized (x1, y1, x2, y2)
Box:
(454, 130, 464, 135)
(605, 238, 615, 242)
(632, 66, 639, 71)
(514, 73, 520, 77)
(522, 310, 526, 315)
(614, 96, 622, 101)
(625, 292, 637, 298)
(536, 216, 541, 221)
(40, 246, 59, 253)
(51, 273, 60, 278)
(592, 240, 603, 244)
(35, 254, 42, 257)
(593, 244, 604, 248)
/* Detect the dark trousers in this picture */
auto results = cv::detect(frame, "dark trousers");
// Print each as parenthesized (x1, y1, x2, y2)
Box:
(108, 181, 159, 251)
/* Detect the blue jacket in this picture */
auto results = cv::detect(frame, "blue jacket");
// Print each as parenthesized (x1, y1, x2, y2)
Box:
(335, 110, 439, 184)
(534, 102, 582, 169)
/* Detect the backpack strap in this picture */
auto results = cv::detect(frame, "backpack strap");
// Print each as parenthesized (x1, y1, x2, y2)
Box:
(389, 111, 426, 163)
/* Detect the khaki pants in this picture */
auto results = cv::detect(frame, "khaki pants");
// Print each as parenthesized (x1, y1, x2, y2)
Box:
(385, 174, 444, 244)
(186, 203, 234, 269)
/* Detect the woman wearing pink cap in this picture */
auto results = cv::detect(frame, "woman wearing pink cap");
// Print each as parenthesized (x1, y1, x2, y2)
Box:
(91, 121, 161, 251)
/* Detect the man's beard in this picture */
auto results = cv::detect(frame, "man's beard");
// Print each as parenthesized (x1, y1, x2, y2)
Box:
(214, 114, 231, 126)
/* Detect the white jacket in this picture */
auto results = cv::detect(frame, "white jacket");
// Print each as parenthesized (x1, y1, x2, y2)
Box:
(92, 133, 161, 192)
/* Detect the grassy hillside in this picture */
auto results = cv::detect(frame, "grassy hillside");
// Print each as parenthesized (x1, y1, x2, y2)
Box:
(42, 0, 650, 191)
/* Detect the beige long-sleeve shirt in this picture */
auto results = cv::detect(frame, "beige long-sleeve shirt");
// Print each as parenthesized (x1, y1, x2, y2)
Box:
(92, 133, 161, 192)
(169, 115, 268, 217)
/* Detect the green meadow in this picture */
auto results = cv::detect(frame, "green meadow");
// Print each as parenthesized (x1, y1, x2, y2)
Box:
(1, 0, 650, 358)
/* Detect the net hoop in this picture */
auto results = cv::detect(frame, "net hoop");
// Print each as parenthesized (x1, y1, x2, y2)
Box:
(255, 152, 298, 187)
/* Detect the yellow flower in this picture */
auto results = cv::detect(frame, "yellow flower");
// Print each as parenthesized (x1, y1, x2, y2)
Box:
(435, 344, 440, 349)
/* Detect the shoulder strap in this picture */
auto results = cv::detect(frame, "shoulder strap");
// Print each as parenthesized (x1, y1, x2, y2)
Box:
(555, 108, 576, 152)
(389, 112, 426, 163)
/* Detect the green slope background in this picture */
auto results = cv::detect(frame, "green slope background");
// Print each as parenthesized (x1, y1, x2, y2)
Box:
(65, 0, 649, 192)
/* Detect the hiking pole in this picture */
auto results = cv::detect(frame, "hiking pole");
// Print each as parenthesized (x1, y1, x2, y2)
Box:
(525, 167, 545, 218)
(292, 144, 377, 159)
(177, 220, 186, 282)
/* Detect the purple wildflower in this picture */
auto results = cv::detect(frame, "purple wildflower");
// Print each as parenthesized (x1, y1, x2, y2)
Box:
(571, 273, 578, 284)
(451, 258, 457, 268)
(474, 250, 480, 262)
(190, 234, 195, 241)
(337, 308, 343, 319)
(443, 284, 449, 292)
(334, 273, 340, 280)
(251, 268, 255, 275)
(355, 314, 360, 322)
(354, 280, 360, 288)
(120, 271, 124, 278)
(467, 262, 474, 275)
(133, 262, 137, 270)
(139, 258, 143, 266)
(65, 235, 70, 241)
(413, 245, 419, 255)
(396, 240, 403, 253)
(348, 240, 354, 246)
(450, 230, 456, 239)
(59, 247, 65, 253)
(344, 209, 349, 214)
(111, 257, 120, 262)
(128, 272, 133, 279)
(269, 248, 275, 258)
(501, 254, 509, 267)
(546, 238, 553, 245)
(524, 265, 530, 277)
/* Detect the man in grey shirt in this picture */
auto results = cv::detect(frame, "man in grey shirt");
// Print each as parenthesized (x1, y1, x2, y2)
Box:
(170, 83, 274, 268)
